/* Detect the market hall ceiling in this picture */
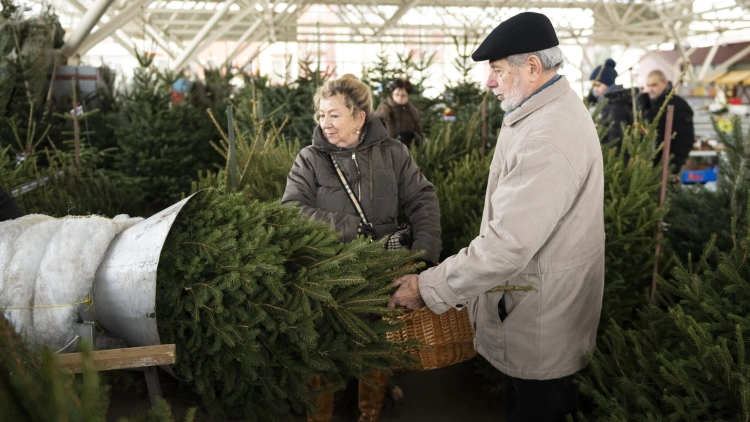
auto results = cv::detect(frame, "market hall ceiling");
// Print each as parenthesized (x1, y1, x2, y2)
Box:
(38, 0, 750, 67)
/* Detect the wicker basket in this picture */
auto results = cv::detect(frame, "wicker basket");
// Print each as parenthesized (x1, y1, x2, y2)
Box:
(386, 306, 477, 371)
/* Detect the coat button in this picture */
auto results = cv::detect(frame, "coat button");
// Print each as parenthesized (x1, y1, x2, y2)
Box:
(455, 304, 464, 309)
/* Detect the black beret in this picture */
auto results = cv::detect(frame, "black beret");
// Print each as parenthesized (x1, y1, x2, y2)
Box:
(472, 12, 559, 62)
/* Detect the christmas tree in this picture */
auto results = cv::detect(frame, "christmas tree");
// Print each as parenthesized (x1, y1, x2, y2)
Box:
(432, 149, 491, 259)
(362, 48, 397, 109)
(0, 313, 194, 421)
(0, 112, 144, 217)
(190, 108, 298, 202)
(156, 190, 418, 420)
(575, 217, 750, 421)
(598, 114, 666, 328)
(403, 49, 441, 136)
(665, 115, 750, 263)
(0, 312, 109, 421)
(574, 107, 750, 422)
(232, 55, 333, 144)
(0, 0, 63, 122)
(406, 110, 490, 260)
(114, 50, 220, 213)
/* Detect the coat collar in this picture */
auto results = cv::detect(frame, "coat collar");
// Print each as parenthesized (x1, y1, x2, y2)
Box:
(652, 82, 673, 104)
(385, 96, 409, 110)
(503, 75, 569, 127)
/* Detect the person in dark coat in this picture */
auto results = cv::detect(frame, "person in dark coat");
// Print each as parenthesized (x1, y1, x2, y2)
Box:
(637, 69, 695, 174)
(282, 73, 441, 422)
(374, 79, 424, 148)
(0, 186, 23, 222)
(588, 59, 634, 151)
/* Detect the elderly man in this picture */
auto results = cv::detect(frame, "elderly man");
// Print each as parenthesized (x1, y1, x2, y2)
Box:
(389, 12, 605, 422)
(637, 69, 695, 173)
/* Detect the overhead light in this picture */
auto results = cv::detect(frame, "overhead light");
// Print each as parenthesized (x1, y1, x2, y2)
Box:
(255, 4, 263, 11)
(659, 42, 675, 50)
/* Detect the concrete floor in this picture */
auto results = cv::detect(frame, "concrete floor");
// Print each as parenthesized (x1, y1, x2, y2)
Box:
(107, 360, 504, 422)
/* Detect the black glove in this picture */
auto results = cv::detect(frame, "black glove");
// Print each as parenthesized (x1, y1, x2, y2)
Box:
(397, 131, 416, 143)
(0, 186, 23, 222)
(636, 92, 650, 111)
(357, 221, 376, 239)
(416, 259, 436, 271)
(586, 89, 598, 105)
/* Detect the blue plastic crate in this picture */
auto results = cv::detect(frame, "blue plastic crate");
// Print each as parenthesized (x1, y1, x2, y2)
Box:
(682, 167, 718, 184)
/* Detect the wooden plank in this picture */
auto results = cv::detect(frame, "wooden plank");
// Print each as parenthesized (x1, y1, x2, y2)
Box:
(56, 344, 176, 374)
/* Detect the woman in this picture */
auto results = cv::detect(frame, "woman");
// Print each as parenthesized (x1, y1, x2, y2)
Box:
(375, 79, 424, 148)
(282, 74, 441, 422)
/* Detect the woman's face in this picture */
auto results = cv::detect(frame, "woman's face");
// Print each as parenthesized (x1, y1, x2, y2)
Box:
(392, 88, 410, 105)
(318, 95, 365, 147)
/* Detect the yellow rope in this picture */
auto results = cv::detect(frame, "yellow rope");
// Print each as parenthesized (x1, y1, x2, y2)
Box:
(486, 285, 534, 293)
(0, 294, 93, 310)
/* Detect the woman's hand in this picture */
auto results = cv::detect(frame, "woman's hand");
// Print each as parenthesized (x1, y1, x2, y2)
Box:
(357, 221, 376, 238)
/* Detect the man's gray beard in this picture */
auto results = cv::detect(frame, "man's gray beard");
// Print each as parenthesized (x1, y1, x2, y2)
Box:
(500, 77, 526, 113)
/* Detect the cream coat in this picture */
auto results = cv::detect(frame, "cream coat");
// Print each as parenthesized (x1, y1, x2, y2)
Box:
(418, 76, 605, 380)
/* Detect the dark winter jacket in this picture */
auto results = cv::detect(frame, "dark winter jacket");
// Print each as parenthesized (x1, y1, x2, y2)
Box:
(282, 115, 442, 264)
(0, 186, 23, 222)
(375, 97, 424, 148)
(637, 83, 695, 174)
(596, 85, 635, 148)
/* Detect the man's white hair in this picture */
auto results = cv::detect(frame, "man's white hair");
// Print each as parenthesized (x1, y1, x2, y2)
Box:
(506, 46, 565, 72)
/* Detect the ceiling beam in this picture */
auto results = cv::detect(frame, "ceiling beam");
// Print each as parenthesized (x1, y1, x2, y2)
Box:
(373, 0, 421, 38)
(698, 41, 721, 81)
(224, 20, 266, 64)
(239, 41, 271, 69)
(61, 0, 115, 58)
(65, 0, 138, 58)
(702, 43, 750, 84)
(189, 1, 259, 60)
(319, 0, 598, 7)
(143, 23, 178, 59)
(172, 0, 238, 70)
(150, 20, 495, 31)
(225, 0, 304, 64)
(235, 0, 311, 67)
(76, 0, 153, 56)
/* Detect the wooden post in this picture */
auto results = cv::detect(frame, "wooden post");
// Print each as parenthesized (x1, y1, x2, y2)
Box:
(44, 57, 59, 120)
(227, 105, 237, 192)
(651, 105, 675, 301)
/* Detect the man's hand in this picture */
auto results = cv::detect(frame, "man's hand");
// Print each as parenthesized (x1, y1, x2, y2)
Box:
(387, 274, 425, 310)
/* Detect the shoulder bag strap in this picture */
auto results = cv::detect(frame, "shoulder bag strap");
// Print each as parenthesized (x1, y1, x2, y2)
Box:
(328, 154, 371, 226)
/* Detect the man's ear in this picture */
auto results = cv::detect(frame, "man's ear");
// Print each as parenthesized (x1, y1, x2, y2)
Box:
(528, 55, 544, 80)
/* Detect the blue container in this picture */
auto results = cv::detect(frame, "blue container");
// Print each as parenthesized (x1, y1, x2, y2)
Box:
(682, 167, 718, 184)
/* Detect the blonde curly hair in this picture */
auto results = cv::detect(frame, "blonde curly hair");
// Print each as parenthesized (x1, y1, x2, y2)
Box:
(313, 74, 373, 123)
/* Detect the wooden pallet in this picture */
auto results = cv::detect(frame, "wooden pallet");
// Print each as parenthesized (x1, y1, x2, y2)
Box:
(58, 343, 176, 405)
(57, 344, 175, 373)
